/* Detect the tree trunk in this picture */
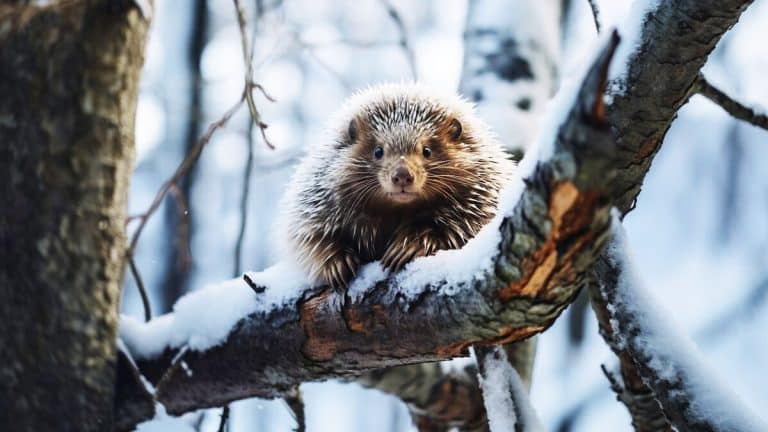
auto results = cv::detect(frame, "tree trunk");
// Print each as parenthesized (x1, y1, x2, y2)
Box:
(0, 2, 149, 431)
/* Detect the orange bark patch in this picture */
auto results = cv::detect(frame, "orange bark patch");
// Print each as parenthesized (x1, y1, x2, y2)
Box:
(343, 304, 389, 335)
(481, 326, 544, 346)
(498, 180, 601, 302)
(299, 289, 339, 362)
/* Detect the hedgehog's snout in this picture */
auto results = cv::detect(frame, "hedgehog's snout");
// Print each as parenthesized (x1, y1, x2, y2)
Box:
(391, 165, 414, 186)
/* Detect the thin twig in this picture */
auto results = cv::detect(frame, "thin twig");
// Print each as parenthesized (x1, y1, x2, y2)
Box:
(234, 121, 254, 277)
(284, 387, 306, 432)
(379, 0, 418, 81)
(233, 0, 274, 149)
(125, 90, 248, 321)
(696, 74, 768, 131)
(217, 405, 230, 432)
(587, 0, 601, 33)
(127, 255, 152, 322)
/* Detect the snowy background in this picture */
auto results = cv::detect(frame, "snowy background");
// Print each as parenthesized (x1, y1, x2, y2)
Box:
(124, 0, 768, 430)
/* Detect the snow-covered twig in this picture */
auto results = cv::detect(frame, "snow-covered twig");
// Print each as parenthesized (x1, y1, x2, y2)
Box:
(476, 346, 544, 432)
(590, 216, 768, 432)
(696, 73, 768, 132)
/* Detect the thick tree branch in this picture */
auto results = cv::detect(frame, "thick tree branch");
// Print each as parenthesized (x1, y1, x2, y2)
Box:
(695, 73, 768, 131)
(590, 218, 768, 432)
(606, 0, 754, 214)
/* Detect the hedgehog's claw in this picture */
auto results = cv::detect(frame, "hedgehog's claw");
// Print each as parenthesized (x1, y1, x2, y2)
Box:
(321, 251, 359, 290)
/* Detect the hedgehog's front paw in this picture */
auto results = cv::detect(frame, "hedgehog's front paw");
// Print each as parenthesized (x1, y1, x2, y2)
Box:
(381, 241, 431, 272)
(319, 251, 360, 289)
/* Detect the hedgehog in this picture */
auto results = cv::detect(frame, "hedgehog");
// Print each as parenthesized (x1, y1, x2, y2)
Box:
(279, 83, 514, 288)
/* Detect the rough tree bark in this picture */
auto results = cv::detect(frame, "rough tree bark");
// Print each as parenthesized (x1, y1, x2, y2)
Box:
(0, 1, 149, 431)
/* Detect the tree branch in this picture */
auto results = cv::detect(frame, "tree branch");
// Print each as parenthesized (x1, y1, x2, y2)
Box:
(476, 346, 544, 432)
(695, 73, 768, 131)
(606, 0, 754, 213)
(358, 363, 487, 432)
(590, 217, 768, 432)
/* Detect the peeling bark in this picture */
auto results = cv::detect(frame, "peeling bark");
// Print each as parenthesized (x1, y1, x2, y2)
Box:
(0, 1, 149, 431)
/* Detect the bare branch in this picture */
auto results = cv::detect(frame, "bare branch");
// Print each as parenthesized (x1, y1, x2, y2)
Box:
(234, 97, 255, 278)
(232, 0, 274, 149)
(284, 387, 306, 432)
(379, 0, 418, 80)
(125, 89, 249, 321)
(127, 254, 153, 322)
(587, 0, 601, 33)
(695, 73, 768, 131)
(216, 406, 230, 432)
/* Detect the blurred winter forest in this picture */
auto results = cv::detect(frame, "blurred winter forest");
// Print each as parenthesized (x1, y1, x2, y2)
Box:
(123, 0, 768, 430)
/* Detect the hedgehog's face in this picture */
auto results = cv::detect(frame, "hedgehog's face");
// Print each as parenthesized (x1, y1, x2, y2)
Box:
(343, 113, 467, 208)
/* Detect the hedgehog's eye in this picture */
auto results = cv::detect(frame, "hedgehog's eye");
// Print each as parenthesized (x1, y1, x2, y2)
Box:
(373, 146, 384, 159)
(422, 147, 432, 158)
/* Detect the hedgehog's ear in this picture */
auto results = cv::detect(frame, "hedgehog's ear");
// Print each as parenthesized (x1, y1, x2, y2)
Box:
(449, 118, 462, 141)
(348, 119, 358, 143)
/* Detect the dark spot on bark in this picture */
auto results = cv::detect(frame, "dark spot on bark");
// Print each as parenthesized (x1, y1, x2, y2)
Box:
(516, 98, 532, 111)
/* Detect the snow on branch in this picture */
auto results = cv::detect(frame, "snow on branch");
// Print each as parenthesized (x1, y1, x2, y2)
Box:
(476, 346, 544, 432)
(590, 214, 768, 432)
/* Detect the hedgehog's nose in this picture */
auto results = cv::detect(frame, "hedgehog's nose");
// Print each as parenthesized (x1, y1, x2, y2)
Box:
(392, 166, 414, 186)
